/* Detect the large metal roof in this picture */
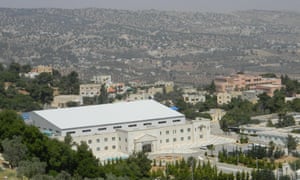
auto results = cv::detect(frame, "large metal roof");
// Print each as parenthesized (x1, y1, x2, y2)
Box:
(32, 100, 184, 130)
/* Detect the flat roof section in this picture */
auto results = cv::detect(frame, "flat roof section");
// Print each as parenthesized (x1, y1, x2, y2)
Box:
(32, 100, 184, 130)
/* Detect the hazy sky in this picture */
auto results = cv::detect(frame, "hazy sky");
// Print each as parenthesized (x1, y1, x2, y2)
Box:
(1, 0, 300, 12)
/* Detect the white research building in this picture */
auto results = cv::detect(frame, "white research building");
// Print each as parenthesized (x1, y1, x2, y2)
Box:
(29, 100, 211, 161)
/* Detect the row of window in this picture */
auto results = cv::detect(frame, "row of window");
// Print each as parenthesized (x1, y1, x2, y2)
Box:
(160, 128, 191, 135)
(88, 137, 127, 144)
(66, 119, 182, 135)
(96, 145, 116, 151)
(160, 135, 203, 143)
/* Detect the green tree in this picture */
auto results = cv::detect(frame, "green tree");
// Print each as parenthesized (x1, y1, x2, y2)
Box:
(276, 114, 295, 128)
(205, 80, 216, 94)
(287, 135, 297, 153)
(35, 72, 53, 85)
(1, 136, 27, 168)
(75, 142, 103, 178)
(98, 84, 109, 104)
(207, 144, 215, 157)
(257, 92, 272, 113)
(126, 151, 152, 179)
(65, 71, 80, 94)
(17, 157, 47, 178)
(8, 62, 21, 73)
(252, 169, 275, 180)
(291, 99, 300, 112)
(20, 64, 31, 73)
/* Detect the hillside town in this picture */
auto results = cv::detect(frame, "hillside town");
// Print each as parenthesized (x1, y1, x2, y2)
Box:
(1, 7, 300, 180)
(1, 62, 300, 179)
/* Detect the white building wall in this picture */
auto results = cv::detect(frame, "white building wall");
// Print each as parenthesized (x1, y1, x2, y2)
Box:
(57, 119, 210, 161)
(79, 84, 101, 97)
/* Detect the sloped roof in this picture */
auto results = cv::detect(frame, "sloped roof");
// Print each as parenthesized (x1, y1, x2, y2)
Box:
(32, 100, 184, 130)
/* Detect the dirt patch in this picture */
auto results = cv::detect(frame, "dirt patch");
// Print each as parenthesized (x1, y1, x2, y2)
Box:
(275, 156, 299, 163)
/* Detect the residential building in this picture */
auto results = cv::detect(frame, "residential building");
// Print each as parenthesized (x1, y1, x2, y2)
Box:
(31, 65, 53, 74)
(183, 93, 206, 105)
(203, 109, 226, 121)
(256, 84, 283, 97)
(217, 91, 242, 105)
(126, 93, 152, 101)
(28, 100, 211, 162)
(155, 81, 174, 93)
(241, 90, 264, 104)
(80, 84, 101, 97)
(91, 75, 112, 85)
(215, 73, 281, 93)
(51, 95, 83, 108)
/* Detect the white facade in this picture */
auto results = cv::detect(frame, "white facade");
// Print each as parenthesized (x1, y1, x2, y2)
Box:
(51, 95, 83, 108)
(183, 93, 206, 105)
(79, 84, 101, 97)
(217, 91, 242, 105)
(65, 118, 210, 161)
(29, 100, 211, 161)
(91, 75, 112, 85)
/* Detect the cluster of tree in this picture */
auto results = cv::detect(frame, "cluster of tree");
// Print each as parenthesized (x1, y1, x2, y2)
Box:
(218, 144, 284, 169)
(220, 87, 300, 131)
(275, 113, 295, 128)
(154, 75, 299, 130)
(0, 110, 152, 179)
(0, 62, 80, 111)
(160, 158, 236, 180)
(219, 98, 255, 131)
(0, 63, 41, 111)
(154, 87, 216, 120)
(281, 74, 300, 97)
(152, 157, 289, 180)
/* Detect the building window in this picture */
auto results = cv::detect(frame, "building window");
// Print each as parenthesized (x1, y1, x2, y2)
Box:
(119, 137, 121, 141)
(82, 129, 91, 133)
(104, 146, 108, 150)
(173, 130, 176, 134)
(166, 139, 169, 143)
(166, 130, 169, 135)
(88, 140, 92, 144)
(173, 138, 176, 142)
(98, 127, 107, 131)
(160, 131, 162, 135)
(66, 131, 75, 135)
(187, 128, 191, 132)
(181, 137, 184, 141)
(112, 137, 116, 141)
(173, 119, 181, 123)
(144, 123, 152, 126)
(113, 126, 122, 129)
(180, 129, 184, 133)
(158, 121, 166, 124)
(128, 124, 137, 127)
(188, 136, 191, 140)
(96, 147, 100, 151)
(104, 138, 108, 142)
(112, 145, 116, 149)
(200, 135, 203, 138)
(160, 140, 162, 143)
(96, 139, 100, 143)
(125, 138, 127, 142)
